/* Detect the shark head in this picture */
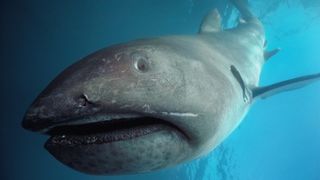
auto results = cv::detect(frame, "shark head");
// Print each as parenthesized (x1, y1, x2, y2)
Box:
(22, 42, 225, 174)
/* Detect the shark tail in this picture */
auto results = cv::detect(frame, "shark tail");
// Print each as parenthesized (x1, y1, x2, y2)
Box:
(230, 0, 256, 22)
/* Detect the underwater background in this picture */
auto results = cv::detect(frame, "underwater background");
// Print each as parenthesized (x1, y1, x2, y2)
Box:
(1, 0, 320, 179)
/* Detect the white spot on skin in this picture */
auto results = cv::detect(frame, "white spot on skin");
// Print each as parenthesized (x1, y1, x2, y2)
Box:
(111, 99, 117, 104)
(113, 90, 119, 95)
(161, 112, 198, 117)
(129, 83, 135, 88)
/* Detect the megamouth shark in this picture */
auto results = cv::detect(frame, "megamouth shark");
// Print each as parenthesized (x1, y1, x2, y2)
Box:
(22, 0, 320, 175)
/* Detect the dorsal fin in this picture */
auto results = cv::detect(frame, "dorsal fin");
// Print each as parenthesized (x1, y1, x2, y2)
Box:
(263, 41, 280, 61)
(199, 9, 221, 34)
(252, 73, 320, 99)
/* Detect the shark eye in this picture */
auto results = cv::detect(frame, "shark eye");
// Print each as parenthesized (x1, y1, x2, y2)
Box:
(132, 53, 149, 73)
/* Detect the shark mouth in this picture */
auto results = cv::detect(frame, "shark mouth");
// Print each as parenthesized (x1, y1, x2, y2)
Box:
(44, 114, 186, 147)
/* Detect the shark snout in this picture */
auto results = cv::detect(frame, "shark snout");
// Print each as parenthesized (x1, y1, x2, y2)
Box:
(22, 92, 100, 132)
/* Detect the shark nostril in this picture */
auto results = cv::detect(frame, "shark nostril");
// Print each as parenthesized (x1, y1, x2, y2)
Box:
(78, 94, 90, 107)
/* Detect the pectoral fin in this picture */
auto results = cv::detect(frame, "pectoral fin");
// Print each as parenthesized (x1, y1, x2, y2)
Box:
(264, 48, 281, 61)
(252, 73, 320, 99)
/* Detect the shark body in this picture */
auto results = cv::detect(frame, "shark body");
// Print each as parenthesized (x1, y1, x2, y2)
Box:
(22, 0, 320, 175)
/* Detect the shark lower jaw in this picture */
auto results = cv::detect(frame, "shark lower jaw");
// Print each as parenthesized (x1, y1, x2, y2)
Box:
(43, 115, 190, 174)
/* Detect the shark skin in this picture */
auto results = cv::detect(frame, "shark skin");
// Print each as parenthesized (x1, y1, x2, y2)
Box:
(22, 0, 320, 175)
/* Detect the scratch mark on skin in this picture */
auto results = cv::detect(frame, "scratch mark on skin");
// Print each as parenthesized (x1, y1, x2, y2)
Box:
(161, 112, 199, 117)
(106, 77, 121, 82)
(97, 82, 104, 96)
(142, 104, 150, 111)
(120, 104, 134, 109)
(142, 104, 156, 113)
(114, 53, 123, 61)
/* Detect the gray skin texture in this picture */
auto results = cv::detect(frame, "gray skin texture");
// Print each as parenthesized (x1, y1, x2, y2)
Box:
(22, 6, 265, 175)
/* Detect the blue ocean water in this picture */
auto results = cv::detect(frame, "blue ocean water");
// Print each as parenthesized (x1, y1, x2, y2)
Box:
(1, 0, 320, 179)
